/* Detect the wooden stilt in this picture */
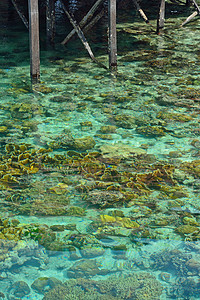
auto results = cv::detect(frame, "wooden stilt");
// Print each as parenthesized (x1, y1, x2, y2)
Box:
(61, 0, 104, 45)
(46, 0, 55, 46)
(181, 11, 198, 25)
(11, 0, 28, 29)
(192, 0, 200, 13)
(132, 0, 150, 24)
(108, 0, 117, 71)
(28, 0, 40, 83)
(157, 0, 165, 34)
(61, 0, 107, 70)
(181, 0, 200, 26)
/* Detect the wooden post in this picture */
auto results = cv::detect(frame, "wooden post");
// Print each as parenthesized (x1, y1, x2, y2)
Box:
(46, 0, 55, 46)
(132, 0, 150, 24)
(108, 0, 117, 71)
(157, 0, 165, 34)
(28, 0, 40, 83)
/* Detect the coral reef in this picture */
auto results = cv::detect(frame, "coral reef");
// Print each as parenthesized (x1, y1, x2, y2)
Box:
(43, 273, 163, 300)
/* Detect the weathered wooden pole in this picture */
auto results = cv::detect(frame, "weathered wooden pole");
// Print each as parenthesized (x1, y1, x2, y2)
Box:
(28, 0, 40, 83)
(156, 0, 165, 34)
(108, 0, 117, 71)
(46, 0, 55, 46)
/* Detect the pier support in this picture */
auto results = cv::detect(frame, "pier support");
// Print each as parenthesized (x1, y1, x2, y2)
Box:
(28, 0, 40, 83)
(157, 0, 165, 34)
(108, 0, 117, 71)
(46, 0, 55, 46)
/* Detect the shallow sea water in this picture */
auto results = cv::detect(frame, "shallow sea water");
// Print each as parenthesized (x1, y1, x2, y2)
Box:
(0, 0, 200, 299)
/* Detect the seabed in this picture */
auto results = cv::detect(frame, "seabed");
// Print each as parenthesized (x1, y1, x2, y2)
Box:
(0, 1, 200, 299)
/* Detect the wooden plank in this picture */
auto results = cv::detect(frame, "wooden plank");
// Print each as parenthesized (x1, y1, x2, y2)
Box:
(157, 0, 165, 34)
(108, 0, 117, 71)
(46, 0, 55, 45)
(28, 0, 40, 82)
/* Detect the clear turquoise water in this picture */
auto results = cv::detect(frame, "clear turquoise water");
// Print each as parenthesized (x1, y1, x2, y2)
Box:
(0, 1, 200, 299)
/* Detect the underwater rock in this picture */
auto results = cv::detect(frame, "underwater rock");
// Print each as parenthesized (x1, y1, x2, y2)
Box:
(95, 133, 114, 140)
(80, 121, 93, 131)
(136, 125, 166, 137)
(67, 259, 109, 278)
(110, 114, 135, 129)
(66, 206, 86, 216)
(50, 225, 65, 232)
(186, 258, 200, 272)
(49, 95, 70, 102)
(80, 246, 105, 258)
(0, 126, 8, 133)
(50, 134, 95, 151)
(65, 233, 102, 250)
(183, 217, 199, 226)
(73, 136, 96, 151)
(10, 102, 43, 119)
(175, 225, 200, 236)
(180, 160, 200, 178)
(34, 84, 53, 94)
(99, 143, 146, 159)
(31, 277, 62, 294)
(100, 215, 140, 229)
(86, 190, 124, 208)
(8, 280, 30, 298)
(99, 125, 117, 134)
(49, 183, 69, 195)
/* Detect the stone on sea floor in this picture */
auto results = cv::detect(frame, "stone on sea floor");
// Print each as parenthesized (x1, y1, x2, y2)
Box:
(80, 246, 105, 258)
(67, 259, 109, 278)
(73, 136, 96, 151)
(31, 277, 62, 294)
(110, 114, 136, 129)
(175, 225, 200, 236)
(9, 280, 30, 298)
(99, 143, 146, 159)
(99, 125, 117, 134)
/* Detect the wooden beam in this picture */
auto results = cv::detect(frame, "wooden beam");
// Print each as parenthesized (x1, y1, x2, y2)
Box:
(108, 0, 117, 71)
(192, 0, 200, 14)
(157, 0, 165, 34)
(61, 0, 104, 45)
(83, 8, 105, 34)
(46, 0, 55, 46)
(28, 0, 40, 83)
(181, 10, 198, 26)
(11, 0, 28, 29)
(60, 0, 108, 70)
(132, 0, 150, 24)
